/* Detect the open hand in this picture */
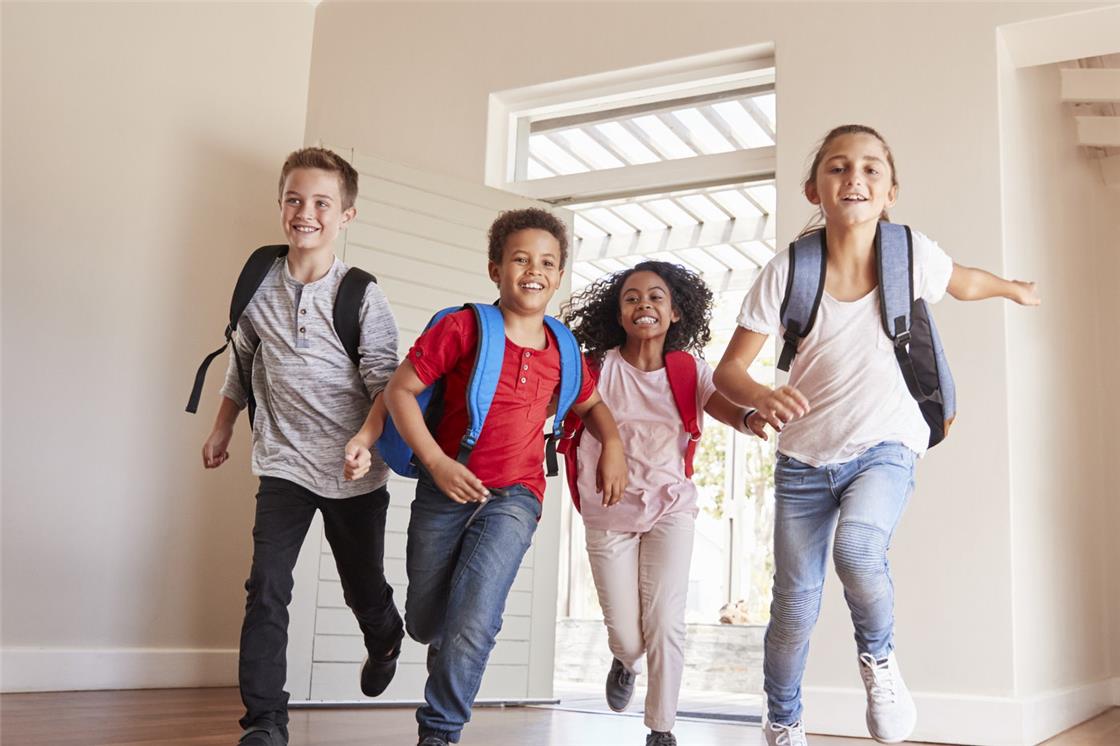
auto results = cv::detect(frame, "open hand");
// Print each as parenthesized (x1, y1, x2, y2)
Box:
(757, 385, 810, 432)
(1009, 280, 1040, 306)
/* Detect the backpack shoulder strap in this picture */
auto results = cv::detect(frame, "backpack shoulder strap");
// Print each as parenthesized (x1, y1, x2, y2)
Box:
(543, 315, 585, 477)
(557, 352, 600, 512)
(778, 230, 827, 372)
(544, 316, 584, 432)
(875, 222, 914, 343)
(876, 222, 928, 400)
(185, 244, 286, 415)
(230, 245, 288, 332)
(333, 266, 378, 367)
(458, 303, 507, 464)
(664, 351, 701, 478)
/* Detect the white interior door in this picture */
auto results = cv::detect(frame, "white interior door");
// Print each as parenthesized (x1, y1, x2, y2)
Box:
(286, 147, 572, 704)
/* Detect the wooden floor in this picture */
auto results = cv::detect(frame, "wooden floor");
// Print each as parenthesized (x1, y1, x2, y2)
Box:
(0, 687, 1117, 745)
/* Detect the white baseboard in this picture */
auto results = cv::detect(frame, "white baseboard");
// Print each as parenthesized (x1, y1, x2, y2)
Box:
(1, 647, 238, 693)
(803, 685, 1023, 746)
(803, 679, 1116, 746)
(1020, 679, 1115, 744)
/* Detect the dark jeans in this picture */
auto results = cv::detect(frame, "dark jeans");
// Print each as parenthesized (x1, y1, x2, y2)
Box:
(405, 474, 541, 743)
(238, 476, 404, 732)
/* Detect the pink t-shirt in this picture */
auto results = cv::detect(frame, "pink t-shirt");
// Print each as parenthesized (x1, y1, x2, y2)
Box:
(576, 348, 717, 533)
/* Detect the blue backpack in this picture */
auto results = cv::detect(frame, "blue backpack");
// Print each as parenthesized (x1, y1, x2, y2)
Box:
(777, 222, 956, 447)
(377, 302, 585, 477)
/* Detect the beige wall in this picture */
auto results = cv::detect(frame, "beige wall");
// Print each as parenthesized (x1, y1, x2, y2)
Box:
(999, 55, 1118, 698)
(1, 1, 314, 684)
(1114, 194, 1120, 682)
(305, 0, 1104, 709)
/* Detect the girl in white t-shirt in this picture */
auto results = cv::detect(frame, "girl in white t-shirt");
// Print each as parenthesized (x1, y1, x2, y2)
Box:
(561, 261, 766, 746)
(713, 125, 1040, 746)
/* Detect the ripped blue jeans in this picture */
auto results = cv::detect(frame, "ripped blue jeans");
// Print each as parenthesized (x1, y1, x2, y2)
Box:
(764, 441, 916, 726)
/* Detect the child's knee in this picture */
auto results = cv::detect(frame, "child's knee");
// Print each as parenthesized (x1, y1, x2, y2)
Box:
(244, 562, 295, 605)
(766, 586, 822, 646)
(833, 521, 888, 590)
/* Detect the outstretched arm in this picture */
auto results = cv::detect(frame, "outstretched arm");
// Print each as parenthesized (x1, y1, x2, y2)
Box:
(947, 264, 1040, 305)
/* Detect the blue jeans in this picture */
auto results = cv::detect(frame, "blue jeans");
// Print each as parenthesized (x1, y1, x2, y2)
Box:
(764, 441, 916, 726)
(405, 474, 542, 743)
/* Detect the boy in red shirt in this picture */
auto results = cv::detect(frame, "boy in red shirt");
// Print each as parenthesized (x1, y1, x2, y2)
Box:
(384, 208, 626, 746)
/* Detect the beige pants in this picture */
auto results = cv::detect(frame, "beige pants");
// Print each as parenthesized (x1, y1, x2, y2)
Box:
(585, 510, 695, 732)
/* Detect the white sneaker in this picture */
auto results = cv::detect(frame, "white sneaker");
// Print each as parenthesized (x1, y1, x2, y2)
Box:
(760, 717, 808, 746)
(858, 651, 917, 743)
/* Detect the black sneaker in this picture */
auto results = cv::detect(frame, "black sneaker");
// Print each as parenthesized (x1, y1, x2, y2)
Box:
(646, 731, 677, 746)
(605, 657, 636, 712)
(360, 641, 402, 697)
(238, 722, 287, 745)
(418, 734, 450, 746)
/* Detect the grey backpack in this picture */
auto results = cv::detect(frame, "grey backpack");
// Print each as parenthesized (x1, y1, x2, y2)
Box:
(777, 222, 956, 447)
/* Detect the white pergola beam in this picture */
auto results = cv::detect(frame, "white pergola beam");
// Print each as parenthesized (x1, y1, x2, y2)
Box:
(1061, 69, 1120, 103)
(1076, 116, 1120, 147)
(575, 213, 774, 261)
(505, 147, 776, 203)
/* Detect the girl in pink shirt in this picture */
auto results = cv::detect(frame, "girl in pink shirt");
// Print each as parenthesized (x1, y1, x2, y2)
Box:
(562, 261, 765, 746)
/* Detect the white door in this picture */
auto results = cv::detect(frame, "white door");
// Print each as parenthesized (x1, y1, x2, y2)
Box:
(286, 148, 572, 704)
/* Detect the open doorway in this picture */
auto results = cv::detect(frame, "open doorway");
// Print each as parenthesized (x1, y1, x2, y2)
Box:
(489, 50, 781, 721)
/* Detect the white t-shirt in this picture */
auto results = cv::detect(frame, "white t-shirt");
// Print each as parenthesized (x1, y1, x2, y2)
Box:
(736, 229, 954, 466)
(576, 348, 717, 533)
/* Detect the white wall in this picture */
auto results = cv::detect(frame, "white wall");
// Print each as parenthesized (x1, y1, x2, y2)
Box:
(302, 2, 1115, 742)
(998, 50, 1119, 730)
(1, 2, 314, 690)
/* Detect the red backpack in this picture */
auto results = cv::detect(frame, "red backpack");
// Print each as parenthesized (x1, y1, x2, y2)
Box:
(557, 350, 701, 512)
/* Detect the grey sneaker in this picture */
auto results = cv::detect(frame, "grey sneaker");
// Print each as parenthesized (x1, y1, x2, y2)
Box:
(858, 651, 917, 743)
(760, 717, 807, 746)
(605, 657, 636, 712)
(646, 731, 677, 746)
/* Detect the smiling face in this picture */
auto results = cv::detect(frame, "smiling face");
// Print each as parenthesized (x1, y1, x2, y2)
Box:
(618, 270, 679, 344)
(488, 228, 564, 316)
(279, 167, 355, 254)
(805, 132, 897, 228)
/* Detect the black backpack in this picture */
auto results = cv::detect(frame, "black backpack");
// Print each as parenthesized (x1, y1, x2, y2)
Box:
(185, 245, 376, 425)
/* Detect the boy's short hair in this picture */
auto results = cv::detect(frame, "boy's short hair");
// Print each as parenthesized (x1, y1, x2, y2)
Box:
(277, 147, 359, 210)
(487, 208, 569, 269)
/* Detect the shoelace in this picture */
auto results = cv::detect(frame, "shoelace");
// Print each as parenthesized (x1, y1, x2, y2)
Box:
(859, 652, 898, 704)
(767, 721, 807, 746)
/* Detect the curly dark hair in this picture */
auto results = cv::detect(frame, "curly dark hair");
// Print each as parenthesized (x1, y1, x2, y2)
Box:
(487, 208, 569, 269)
(561, 261, 714, 363)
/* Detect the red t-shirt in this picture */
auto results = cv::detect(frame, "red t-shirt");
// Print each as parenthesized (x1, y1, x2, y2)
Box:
(406, 309, 595, 501)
